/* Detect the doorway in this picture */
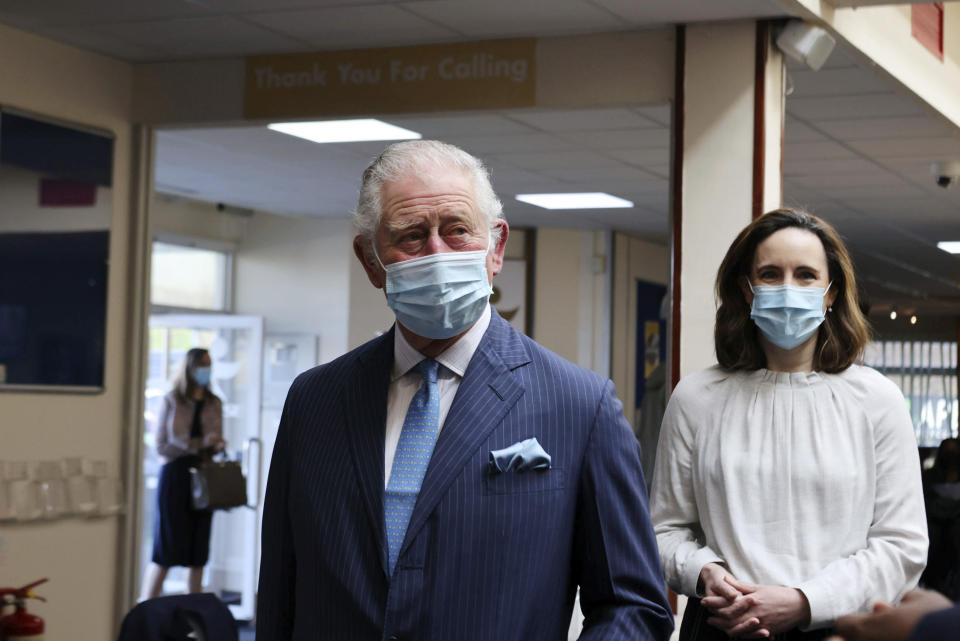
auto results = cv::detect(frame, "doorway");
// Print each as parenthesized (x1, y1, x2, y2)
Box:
(139, 313, 263, 621)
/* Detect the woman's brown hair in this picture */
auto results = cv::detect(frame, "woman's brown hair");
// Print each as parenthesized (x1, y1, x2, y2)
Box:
(714, 208, 871, 373)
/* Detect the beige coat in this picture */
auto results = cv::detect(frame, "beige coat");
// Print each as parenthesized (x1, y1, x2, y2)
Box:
(154, 390, 223, 463)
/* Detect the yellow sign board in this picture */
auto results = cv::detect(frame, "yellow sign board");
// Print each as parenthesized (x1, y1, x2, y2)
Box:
(245, 39, 537, 120)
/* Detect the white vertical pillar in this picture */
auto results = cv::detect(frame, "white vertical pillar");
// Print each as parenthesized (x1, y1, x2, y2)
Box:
(669, 21, 786, 384)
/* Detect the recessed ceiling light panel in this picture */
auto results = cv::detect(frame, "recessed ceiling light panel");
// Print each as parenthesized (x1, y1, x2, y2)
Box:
(937, 241, 960, 254)
(267, 119, 421, 144)
(515, 192, 633, 210)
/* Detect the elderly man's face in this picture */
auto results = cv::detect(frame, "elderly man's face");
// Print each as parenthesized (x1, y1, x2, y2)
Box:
(355, 167, 508, 290)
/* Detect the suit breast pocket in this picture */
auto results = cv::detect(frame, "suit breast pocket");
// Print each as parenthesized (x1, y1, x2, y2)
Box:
(483, 468, 565, 495)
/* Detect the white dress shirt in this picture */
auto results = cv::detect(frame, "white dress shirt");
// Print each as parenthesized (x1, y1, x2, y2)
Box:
(384, 304, 491, 487)
(650, 365, 928, 629)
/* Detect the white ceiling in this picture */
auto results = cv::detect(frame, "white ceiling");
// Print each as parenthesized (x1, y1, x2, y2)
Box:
(0, 0, 789, 62)
(3, 0, 960, 327)
(154, 104, 673, 239)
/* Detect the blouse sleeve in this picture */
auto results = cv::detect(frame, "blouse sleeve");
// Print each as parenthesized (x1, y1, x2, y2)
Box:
(650, 376, 725, 597)
(155, 394, 189, 459)
(797, 373, 928, 628)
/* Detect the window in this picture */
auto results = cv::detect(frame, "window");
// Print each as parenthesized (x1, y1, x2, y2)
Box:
(150, 239, 231, 311)
(864, 340, 959, 446)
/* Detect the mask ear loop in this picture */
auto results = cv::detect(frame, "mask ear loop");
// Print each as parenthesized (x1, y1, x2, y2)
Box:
(369, 240, 387, 272)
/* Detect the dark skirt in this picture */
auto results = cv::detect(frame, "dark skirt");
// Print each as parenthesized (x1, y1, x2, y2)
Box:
(152, 454, 212, 567)
(680, 597, 833, 641)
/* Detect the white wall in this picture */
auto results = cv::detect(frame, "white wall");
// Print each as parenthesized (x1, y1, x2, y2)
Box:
(234, 213, 351, 364)
(0, 22, 134, 641)
(532, 228, 612, 375)
(150, 196, 352, 364)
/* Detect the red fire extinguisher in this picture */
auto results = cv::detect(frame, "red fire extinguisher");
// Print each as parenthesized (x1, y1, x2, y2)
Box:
(0, 578, 47, 641)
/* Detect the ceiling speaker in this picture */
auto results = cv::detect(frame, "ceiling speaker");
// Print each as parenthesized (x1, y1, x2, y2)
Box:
(775, 20, 837, 71)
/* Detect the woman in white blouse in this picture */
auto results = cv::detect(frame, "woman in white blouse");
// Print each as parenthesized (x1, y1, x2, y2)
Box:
(651, 209, 927, 640)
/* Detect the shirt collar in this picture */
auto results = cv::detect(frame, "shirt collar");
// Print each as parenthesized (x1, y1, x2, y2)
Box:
(391, 304, 491, 381)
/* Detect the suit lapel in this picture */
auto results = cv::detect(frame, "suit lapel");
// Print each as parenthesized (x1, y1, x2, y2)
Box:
(399, 311, 531, 557)
(343, 328, 393, 578)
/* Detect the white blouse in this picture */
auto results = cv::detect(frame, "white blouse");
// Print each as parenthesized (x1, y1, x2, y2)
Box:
(650, 365, 928, 629)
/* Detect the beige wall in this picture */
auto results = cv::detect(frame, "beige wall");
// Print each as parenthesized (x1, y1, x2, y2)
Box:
(610, 233, 670, 418)
(0, 23, 134, 641)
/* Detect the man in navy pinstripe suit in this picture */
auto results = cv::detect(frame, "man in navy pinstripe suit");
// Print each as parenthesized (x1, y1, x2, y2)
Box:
(256, 140, 673, 641)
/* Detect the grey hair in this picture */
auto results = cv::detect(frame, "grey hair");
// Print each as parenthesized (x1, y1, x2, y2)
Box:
(352, 140, 504, 254)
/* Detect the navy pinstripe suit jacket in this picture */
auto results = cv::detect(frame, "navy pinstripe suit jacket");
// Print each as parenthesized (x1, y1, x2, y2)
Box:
(256, 308, 673, 641)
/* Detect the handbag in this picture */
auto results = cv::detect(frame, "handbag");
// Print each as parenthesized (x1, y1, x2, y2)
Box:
(189, 454, 247, 511)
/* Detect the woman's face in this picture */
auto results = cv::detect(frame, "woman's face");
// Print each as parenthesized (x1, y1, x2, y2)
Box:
(745, 227, 837, 309)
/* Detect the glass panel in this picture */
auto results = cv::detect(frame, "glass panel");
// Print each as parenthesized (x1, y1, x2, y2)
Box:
(0, 111, 113, 390)
(151, 242, 228, 310)
(865, 339, 959, 445)
(142, 314, 262, 620)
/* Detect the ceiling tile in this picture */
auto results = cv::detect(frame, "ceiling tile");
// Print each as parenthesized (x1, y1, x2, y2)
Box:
(97, 15, 307, 58)
(783, 141, 858, 161)
(785, 117, 829, 143)
(557, 128, 670, 150)
(34, 24, 168, 61)
(788, 67, 891, 97)
(505, 108, 660, 132)
(0, 0, 214, 27)
(388, 113, 535, 136)
(605, 148, 671, 167)
(632, 104, 671, 126)
(787, 93, 924, 121)
(203, 0, 402, 12)
(442, 133, 579, 155)
(536, 165, 667, 186)
(487, 149, 625, 171)
(592, 0, 785, 24)
(784, 157, 883, 176)
(400, 0, 626, 38)
(847, 137, 960, 159)
(243, 5, 458, 49)
(815, 116, 955, 141)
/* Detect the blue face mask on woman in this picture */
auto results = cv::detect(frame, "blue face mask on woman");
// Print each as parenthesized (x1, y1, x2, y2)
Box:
(381, 248, 493, 340)
(749, 282, 832, 350)
(193, 366, 212, 387)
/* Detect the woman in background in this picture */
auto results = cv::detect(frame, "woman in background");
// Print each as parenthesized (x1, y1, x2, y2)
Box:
(652, 209, 927, 639)
(140, 347, 225, 601)
(920, 437, 960, 599)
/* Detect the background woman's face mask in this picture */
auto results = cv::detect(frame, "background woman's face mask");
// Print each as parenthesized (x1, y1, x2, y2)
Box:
(749, 281, 831, 350)
(193, 366, 212, 386)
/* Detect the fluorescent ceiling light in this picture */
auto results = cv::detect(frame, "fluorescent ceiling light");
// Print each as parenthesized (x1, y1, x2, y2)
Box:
(937, 241, 960, 254)
(267, 119, 421, 144)
(515, 192, 633, 210)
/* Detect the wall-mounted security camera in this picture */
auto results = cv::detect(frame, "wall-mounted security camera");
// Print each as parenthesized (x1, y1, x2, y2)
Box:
(931, 160, 960, 189)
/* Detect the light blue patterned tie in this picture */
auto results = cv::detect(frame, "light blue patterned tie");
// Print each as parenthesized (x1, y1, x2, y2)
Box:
(385, 358, 440, 575)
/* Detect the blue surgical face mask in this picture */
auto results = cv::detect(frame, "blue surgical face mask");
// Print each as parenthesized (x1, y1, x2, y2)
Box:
(380, 248, 493, 340)
(193, 366, 212, 387)
(749, 282, 832, 350)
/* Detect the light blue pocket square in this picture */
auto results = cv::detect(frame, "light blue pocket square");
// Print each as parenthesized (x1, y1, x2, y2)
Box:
(489, 437, 552, 473)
